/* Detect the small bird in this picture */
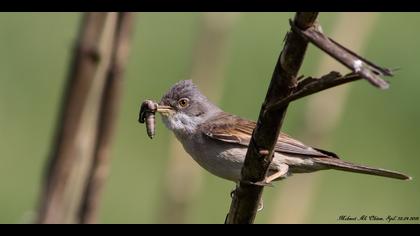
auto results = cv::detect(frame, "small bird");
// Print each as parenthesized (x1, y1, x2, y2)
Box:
(152, 80, 411, 184)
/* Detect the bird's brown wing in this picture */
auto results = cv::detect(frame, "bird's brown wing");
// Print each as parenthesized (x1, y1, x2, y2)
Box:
(200, 112, 338, 158)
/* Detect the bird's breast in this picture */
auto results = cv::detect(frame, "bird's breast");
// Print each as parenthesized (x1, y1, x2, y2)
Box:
(175, 133, 246, 182)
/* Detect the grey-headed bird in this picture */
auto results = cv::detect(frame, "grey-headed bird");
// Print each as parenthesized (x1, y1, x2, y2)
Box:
(147, 80, 411, 184)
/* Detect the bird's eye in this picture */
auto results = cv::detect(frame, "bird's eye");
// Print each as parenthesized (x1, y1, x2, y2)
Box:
(178, 98, 189, 108)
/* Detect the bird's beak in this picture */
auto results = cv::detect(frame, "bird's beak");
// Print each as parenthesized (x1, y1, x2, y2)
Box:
(156, 104, 174, 116)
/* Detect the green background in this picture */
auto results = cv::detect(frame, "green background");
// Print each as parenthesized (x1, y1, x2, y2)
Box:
(0, 13, 418, 224)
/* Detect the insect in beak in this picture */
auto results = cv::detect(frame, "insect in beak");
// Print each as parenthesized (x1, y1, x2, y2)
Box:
(139, 100, 174, 139)
(139, 100, 159, 139)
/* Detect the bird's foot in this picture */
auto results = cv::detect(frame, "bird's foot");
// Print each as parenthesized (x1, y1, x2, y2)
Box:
(258, 199, 264, 212)
(244, 164, 289, 187)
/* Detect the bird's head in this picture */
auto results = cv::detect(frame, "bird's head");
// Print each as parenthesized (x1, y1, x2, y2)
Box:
(157, 80, 221, 135)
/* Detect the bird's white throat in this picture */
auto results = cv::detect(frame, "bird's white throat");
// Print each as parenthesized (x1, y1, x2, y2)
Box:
(161, 112, 203, 136)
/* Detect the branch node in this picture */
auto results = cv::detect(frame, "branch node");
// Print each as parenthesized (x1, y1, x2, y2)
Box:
(258, 149, 270, 156)
(289, 18, 392, 89)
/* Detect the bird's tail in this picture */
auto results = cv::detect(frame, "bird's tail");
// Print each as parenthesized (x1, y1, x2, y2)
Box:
(313, 157, 412, 180)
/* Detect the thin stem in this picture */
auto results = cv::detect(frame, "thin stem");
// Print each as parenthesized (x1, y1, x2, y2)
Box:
(289, 20, 391, 89)
(225, 12, 319, 224)
(79, 12, 135, 224)
(266, 72, 362, 112)
(36, 13, 118, 224)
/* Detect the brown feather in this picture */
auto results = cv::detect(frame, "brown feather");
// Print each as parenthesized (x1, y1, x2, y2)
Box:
(200, 112, 337, 158)
(312, 157, 411, 180)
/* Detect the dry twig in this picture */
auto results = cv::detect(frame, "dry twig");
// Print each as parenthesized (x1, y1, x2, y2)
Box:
(225, 12, 393, 224)
(225, 12, 319, 224)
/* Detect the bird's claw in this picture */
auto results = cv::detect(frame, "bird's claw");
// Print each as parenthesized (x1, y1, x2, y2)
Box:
(242, 180, 274, 187)
(257, 199, 264, 212)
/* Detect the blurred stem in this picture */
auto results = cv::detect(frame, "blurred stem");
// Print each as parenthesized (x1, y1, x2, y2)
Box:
(79, 12, 135, 224)
(269, 12, 379, 224)
(36, 12, 130, 224)
(157, 13, 239, 223)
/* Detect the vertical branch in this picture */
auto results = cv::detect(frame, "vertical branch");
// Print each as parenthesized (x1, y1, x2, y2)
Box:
(269, 12, 379, 224)
(37, 12, 118, 224)
(80, 12, 135, 224)
(225, 12, 318, 224)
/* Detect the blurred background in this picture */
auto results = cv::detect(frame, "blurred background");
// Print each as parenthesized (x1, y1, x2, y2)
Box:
(0, 12, 419, 224)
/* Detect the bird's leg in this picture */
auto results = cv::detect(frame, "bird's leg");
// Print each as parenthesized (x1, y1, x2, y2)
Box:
(230, 182, 239, 198)
(265, 164, 289, 183)
(257, 198, 264, 212)
(238, 164, 287, 213)
(242, 164, 289, 187)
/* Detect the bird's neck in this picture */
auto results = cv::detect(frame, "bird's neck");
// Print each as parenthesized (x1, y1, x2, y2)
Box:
(161, 113, 203, 137)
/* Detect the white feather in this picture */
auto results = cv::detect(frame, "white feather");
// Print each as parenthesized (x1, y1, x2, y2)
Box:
(161, 112, 203, 135)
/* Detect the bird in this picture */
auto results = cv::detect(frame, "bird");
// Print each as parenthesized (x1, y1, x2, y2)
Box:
(151, 80, 411, 184)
